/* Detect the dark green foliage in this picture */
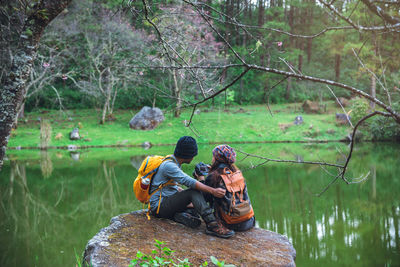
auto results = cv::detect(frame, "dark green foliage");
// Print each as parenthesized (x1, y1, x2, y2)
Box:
(370, 103, 400, 141)
(24, 0, 400, 122)
(350, 98, 370, 124)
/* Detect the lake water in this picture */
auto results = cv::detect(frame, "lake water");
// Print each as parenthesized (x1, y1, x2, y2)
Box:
(0, 143, 399, 266)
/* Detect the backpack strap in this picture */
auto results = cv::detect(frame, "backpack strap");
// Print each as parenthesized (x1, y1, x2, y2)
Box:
(148, 155, 177, 194)
(146, 155, 178, 220)
(146, 179, 176, 220)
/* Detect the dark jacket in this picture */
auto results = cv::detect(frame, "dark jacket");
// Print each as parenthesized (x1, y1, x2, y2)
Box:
(205, 163, 255, 231)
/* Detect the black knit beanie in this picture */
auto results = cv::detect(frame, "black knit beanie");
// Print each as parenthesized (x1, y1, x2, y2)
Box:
(174, 136, 198, 159)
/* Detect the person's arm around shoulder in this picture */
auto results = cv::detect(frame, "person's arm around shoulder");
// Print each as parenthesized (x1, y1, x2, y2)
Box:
(163, 160, 197, 188)
(195, 181, 225, 198)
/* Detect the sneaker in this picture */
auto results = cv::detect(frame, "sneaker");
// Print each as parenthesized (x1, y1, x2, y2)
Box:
(173, 212, 202, 228)
(205, 221, 235, 238)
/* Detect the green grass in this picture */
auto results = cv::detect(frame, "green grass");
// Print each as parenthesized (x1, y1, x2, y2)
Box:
(8, 103, 351, 148)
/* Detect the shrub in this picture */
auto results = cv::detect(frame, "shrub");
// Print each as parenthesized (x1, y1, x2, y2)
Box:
(369, 102, 400, 141)
(349, 98, 370, 124)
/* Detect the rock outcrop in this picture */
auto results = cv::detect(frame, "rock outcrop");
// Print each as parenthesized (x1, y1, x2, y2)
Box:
(129, 106, 164, 130)
(83, 210, 296, 267)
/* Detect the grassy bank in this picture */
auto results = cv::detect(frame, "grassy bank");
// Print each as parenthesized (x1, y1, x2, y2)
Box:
(8, 103, 351, 148)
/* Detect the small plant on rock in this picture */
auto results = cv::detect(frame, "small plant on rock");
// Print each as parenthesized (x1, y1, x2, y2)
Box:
(210, 256, 236, 267)
(129, 239, 194, 267)
(129, 240, 235, 267)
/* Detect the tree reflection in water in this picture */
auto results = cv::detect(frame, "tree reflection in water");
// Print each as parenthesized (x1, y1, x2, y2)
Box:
(0, 157, 140, 267)
(249, 158, 400, 266)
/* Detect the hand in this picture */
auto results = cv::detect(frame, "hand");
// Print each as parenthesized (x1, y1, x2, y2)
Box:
(197, 175, 205, 182)
(212, 188, 226, 198)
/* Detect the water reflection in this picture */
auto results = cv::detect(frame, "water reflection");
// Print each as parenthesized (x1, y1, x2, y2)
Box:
(0, 157, 140, 267)
(130, 155, 147, 170)
(0, 143, 399, 266)
(249, 156, 400, 266)
(40, 151, 53, 178)
(70, 151, 80, 161)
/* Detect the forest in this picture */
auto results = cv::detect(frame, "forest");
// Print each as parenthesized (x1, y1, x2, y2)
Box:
(18, 0, 400, 113)
(1, 0, 400, 153)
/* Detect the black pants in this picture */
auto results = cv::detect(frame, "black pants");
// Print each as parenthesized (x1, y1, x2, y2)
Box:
(155, 189, 216, 224)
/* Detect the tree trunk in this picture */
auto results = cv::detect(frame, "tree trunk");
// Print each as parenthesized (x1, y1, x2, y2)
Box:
(307, 0, 315, 63)
(335, 54, 341, 81)
(0, 0, 72, 170)
(173, 70, 182, 117)
(12, 102, 25, 129)
(286, 77, 292, 101)
(249, 0, 253, 20)
(370, 75, 376, 110)
(258, 0, 265, 65)
(101, 93, 109, 125)
(152, 89, 157, 108)
(263, 54, 271, 103)
(307, 39, 312, 64)
(288, 5, 295, 47)
(370, 32, 377, 110)
(100, 69, 112, 124)
(298, 7, 306, 72)
(298, 44, 303, 73)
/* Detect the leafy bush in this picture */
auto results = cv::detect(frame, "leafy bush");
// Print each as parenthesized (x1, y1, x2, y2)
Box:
(369, 102, 400, 141)
(349, 97, 370, 124)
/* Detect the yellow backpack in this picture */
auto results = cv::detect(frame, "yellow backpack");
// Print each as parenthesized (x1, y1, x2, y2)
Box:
(133, 155, 177, 219)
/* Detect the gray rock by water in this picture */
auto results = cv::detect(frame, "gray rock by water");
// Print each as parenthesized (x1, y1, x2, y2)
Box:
(69, 128, 80, 140)
(336, 113, 351, 125)
(141, 141, 152, 149)
(83, 210, 296, 267)
(129, 106, 164, 130)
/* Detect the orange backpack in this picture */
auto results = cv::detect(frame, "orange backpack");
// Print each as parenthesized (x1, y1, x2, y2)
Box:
(217, 168, 254, 224)
(133, 155, 177, 219)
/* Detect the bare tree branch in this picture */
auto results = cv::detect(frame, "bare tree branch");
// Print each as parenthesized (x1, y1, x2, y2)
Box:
(326, 85, 354, 128)
(319, 0, 400, 32)
(339, 110, 392, 182)
(237, 150, 344, 168)
(361, 0, 400, 24)
(352, 48, 392, 106)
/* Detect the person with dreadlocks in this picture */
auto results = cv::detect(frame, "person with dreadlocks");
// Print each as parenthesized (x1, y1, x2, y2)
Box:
(194, 145, 255, 232)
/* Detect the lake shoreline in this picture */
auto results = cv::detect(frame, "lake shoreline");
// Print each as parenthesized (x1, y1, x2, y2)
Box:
(7, 139, 351, 150)
(8, 139, 399, 150)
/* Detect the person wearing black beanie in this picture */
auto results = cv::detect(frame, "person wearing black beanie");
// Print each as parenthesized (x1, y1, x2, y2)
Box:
(148, 136, 234, 238)
(174, 136, 198, 159)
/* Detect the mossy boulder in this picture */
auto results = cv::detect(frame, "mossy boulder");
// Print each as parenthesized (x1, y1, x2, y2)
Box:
(83, 210, 296, 266)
